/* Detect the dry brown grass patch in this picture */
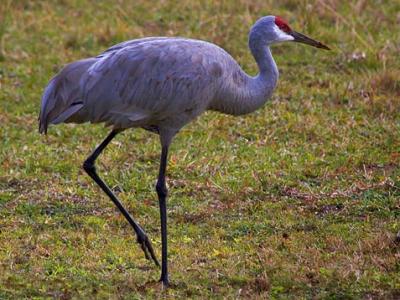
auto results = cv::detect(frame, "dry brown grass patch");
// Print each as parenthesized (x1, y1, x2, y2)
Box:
(371, 69, 400, 97)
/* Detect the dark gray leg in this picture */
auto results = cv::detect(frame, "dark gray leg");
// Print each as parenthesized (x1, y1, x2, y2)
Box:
(156, 145, 169, 286)
(83, 130, 159, 266)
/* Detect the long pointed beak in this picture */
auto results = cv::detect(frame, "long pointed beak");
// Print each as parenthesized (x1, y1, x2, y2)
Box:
(290, 31, 330, 50)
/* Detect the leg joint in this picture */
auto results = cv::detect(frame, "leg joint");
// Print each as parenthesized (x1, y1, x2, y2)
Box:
(82, 159, 95, 173)
(156, 181, 168, 198)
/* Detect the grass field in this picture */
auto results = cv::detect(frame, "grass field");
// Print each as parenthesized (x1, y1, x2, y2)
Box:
(0, 0, 399, 298)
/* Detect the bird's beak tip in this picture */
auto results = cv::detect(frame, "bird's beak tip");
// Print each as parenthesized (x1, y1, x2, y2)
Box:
(318, 43, 330, 50)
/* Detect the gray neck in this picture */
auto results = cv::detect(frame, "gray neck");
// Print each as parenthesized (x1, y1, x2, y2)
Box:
(210, 38, 279, 116)
(249, 33, 278, 77)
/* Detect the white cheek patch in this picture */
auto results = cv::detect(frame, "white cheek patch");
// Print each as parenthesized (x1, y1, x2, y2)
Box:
(273, 25, 294, 42)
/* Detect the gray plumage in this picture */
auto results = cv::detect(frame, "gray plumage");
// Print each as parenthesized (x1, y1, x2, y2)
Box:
(38, 16, 329, 286)
(39, 17, 285, 139)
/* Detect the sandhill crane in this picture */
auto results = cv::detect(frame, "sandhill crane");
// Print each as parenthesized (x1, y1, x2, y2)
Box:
(39, 15, 329, 286)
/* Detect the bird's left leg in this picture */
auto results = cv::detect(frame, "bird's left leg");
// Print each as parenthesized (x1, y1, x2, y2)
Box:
(83, 129, 159, 266)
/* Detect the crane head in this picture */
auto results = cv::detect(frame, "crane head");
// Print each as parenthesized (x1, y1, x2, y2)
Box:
(274, 16, 330, 50)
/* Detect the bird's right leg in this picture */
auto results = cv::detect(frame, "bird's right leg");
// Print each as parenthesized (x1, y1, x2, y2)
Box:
(82, 129, 159, 267)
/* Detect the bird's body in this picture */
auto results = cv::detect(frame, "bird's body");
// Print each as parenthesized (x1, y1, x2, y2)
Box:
(39, 16, 329, 287)
(40, 37, 277, 136)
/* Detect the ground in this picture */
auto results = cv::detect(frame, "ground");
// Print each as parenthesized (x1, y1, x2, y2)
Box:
(0, 0, 399, 299)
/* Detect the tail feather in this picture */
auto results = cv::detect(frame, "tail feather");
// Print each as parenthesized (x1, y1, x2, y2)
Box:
(39, 58, 97, 134)
(39, 77, 58, 134)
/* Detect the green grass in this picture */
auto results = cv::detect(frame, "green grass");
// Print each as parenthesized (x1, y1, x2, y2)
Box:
(1, 0, 399, 298)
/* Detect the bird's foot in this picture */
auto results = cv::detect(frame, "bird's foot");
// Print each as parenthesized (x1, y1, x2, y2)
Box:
(136, 232, 160, 267)
(159, 274, 169, 288)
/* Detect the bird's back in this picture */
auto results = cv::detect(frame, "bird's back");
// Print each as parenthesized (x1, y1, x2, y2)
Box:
(39, 37, 239, 133)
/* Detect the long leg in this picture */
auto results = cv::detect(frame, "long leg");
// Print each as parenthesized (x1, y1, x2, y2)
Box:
(156, 143, 170, 286)
(83, 130, 159, 266)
